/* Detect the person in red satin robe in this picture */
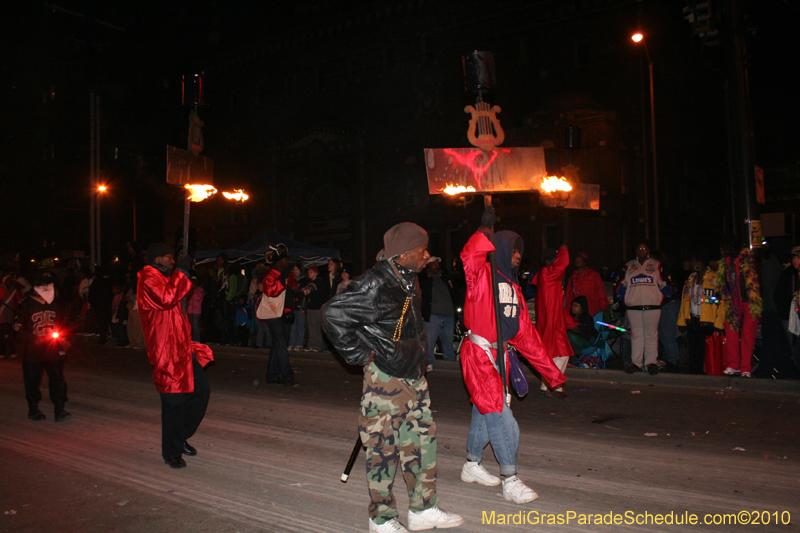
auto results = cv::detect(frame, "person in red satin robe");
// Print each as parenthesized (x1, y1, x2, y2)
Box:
(458, 207, 566, 504)
(138, 243, 214, 469)
(531, 245, 571, 399)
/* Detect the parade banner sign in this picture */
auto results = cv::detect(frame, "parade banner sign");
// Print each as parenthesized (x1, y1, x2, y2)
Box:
(424, 147, 546, 194)
(166, 145, 214, 185)
(424, 147, 599, 210)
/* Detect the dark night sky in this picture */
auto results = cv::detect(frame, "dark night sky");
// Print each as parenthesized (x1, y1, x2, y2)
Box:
(2, 0, 799, 265)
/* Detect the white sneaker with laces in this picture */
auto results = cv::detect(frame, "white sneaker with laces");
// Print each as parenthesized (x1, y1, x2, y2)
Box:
(369, 518, 409, 533)
(461, 461, 500, 486)
(723, 367, 740, 376)
(502, 475, 539, 504)
(407, 506, 464, 530)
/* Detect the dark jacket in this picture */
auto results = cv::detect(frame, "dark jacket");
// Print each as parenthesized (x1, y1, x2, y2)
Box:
(18, 294, 66, 362)
(305, 278, 328, 310)
(774, 265, 798, 321)
(419, 269, 457, 322)
(321, 259, 427, 380)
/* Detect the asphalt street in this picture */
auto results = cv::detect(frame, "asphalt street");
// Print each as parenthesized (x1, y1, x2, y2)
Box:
(1, 338, 798, 533)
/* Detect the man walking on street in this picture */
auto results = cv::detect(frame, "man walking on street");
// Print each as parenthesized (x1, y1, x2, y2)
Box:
(322, 223, 463, 533)
(459, 207, 566, 504)
(138, 243, 214, 469)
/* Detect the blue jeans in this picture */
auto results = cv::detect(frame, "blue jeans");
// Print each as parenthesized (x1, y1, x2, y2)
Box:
(289, 310, 307, 347)
(658, 300, 680, 365)
(425, 314, 455, 366)
(466, 403, 519, 476)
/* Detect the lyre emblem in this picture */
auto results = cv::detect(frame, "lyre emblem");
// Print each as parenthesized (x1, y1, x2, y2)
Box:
(464, 101, 505, 152)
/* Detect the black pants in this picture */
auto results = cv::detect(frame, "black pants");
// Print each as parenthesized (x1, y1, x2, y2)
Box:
(265, 318, 293, 383)
(159, 357, 210, 460)
(23, 358, 68, 411)
(1, 322, 15, 356)
(112, 322, 129, 346)
(686, 318, 715, 374)
(237, 324, 250, 347)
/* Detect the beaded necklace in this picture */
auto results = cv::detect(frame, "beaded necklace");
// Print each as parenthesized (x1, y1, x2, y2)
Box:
(570, 269, 585, 296)
(388, 258, 416, 342)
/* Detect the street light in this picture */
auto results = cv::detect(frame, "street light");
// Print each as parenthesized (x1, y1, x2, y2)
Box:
(631, 31, 659, 249)
(96, 184, 107, 266)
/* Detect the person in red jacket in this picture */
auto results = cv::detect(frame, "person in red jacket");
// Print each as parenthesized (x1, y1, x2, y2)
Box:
(531, 246, 571, 400)
(259, 244, 298, 387)
(564, 252, 608, 318)
(138, 243, 214, 469)
(458, 207, 566, 505)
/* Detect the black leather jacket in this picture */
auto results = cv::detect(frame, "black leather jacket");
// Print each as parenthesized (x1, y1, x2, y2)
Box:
(321, 260, 427, 380)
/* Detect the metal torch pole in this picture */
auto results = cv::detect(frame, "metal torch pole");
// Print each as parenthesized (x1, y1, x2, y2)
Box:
(483, 194, 508, 402)
(182, 190, 191, 259)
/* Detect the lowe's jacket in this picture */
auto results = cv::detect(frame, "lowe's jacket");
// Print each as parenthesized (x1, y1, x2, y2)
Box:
(616, 258, 670, 307)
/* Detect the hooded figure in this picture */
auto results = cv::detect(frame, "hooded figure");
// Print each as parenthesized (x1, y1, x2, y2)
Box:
(458, 209, 566, 505)
(531, 244, 572, 397)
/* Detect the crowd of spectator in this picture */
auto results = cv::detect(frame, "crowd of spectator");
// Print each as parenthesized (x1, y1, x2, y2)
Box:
(1, 236, 798, 381)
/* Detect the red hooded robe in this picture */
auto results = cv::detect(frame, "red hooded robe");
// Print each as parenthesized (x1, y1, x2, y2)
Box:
(460, 231, 566, 414)
(532, 246, 574, 360)
(138, 266, 214, 393)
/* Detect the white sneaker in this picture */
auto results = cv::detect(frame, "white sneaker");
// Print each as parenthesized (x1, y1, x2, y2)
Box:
(369, 518, 409, 533)
(407, 506, 464, 530)
(426, 365, 433, 373)
(461, 461, 500, 486)
(502, 475, 539, 504)
(723, 367, 740, 376)
(741, 371, 752, 378)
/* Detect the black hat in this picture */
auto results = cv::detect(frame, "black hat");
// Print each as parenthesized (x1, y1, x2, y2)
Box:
(265, 243, 289, 265)
(376, 222, 428, 261)
(147, 243, 174, 264)
(33, 270, 56, 287)
(540, 248, 557, 264)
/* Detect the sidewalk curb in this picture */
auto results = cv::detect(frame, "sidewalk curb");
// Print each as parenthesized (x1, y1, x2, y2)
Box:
(206, 344, 800, 397)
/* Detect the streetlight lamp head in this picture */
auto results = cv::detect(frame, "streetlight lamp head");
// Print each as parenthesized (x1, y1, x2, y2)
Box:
(632, 32, 644, 43)
(98, 185, 107, 192)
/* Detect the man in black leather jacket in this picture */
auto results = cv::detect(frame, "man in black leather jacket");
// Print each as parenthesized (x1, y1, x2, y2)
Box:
(322, 222, 463, 533)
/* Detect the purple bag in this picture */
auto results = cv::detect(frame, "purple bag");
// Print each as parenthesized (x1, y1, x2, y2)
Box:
(506, 347, 529, 398)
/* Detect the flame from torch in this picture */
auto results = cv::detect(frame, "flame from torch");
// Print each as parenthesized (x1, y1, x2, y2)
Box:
(185, 184, 217, 202)
(540, 176, 572, 194)
(222, 189, 249, 202)
(441, 184, 477, 196)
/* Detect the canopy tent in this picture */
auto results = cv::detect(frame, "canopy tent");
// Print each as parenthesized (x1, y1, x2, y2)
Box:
(194, 229, 340, 266)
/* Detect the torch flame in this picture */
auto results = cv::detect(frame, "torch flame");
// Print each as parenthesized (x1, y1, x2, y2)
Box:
(185, 184, 217, 202)
(222, 189, 249, 202)
(441, 184, 477, 196)
(540, 176, 572, 194)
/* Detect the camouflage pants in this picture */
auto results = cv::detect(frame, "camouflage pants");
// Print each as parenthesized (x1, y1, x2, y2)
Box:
(359, 361, 438, 524)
